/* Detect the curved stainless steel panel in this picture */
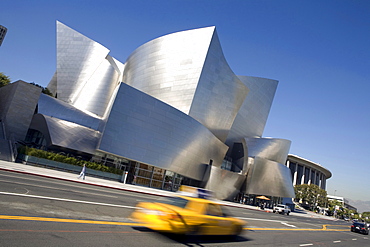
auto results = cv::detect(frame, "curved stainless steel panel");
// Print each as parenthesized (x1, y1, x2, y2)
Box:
(56, 21, 110, 104)
(226, 76, 278, 146)
(47, 71, 57, 96)
(123, 26, 215, 115)
(73, 56, 122, 117)
(37, 94, 102, 131)
(245, 157, 295, 198)
(189, 30, 249, 142)
(245, 137, 291, 165)
(205, 166, 246, 200)
(30, 114, 100, 154)
(123, 26, 248, 142)
(97, 83, 228, 181)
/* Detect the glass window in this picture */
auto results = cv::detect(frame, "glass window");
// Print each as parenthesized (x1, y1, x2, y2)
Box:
(206, 204, 223, 216)
(221, 159, 232, 171)
(311, 170, 316, 184)
(304, 168, 310, 184)
(315, 172, 320, 186)
(297, 165, 303, 185)
(135, 163, 153, 187)
(165, 197, 189, 208)
(136, 177, 150, 186)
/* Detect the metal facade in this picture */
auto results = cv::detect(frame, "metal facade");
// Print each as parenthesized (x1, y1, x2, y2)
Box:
(30, 114, 100, 155)
(123, 27, 215, 115)
(246, 157, 296, 197)
(33, 22, 300, 199)
(226, 76, 278, 146)
(98, 83, 228, 181)
(56, 21, 122, 117)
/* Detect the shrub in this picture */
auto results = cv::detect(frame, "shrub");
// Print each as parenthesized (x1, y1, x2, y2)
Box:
(18, 146, 122, 175)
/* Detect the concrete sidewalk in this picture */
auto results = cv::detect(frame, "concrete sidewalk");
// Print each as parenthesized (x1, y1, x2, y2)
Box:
(0, 160, 338, 221)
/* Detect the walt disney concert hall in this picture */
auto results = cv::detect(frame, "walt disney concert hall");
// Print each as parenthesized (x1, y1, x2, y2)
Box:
(27, 21, 295, 200)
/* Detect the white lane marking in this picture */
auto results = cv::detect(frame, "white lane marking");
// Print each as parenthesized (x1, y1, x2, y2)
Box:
(352, 238, 357, 240)
(0, 191, 136, 209)
(238, 217, 285, 223)
(333, 240, 341, 243)
(238, 217, 296, 227)
(281, 222, 297, 228)
(299, 244, 313, 246)
(0, 174, 161, 200)
(0, 178, 118, 198)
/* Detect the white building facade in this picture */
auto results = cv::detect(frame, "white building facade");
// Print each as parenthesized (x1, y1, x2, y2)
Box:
(286, 154, 331, 190)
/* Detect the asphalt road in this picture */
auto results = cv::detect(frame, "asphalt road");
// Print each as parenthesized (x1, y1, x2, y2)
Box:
(0, 170, 368, 246)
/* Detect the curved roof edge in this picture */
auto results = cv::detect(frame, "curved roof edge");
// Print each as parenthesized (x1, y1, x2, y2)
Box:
(288, 154, 332, 179)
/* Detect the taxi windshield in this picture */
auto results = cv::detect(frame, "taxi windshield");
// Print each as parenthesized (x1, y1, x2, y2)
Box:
(165, 197, 189, 208)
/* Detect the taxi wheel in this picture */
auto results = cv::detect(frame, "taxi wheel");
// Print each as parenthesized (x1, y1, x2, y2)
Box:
(187, 224, 203, 236)
(233, 225, 243, 236)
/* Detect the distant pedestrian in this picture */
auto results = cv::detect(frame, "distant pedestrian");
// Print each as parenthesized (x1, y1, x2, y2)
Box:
(78, 164, 86, 180)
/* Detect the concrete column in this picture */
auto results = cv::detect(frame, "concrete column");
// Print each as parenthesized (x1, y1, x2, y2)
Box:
(293, 163, 297, 186)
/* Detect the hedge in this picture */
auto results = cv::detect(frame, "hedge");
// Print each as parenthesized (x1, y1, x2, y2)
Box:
(18, 146, 123, 175)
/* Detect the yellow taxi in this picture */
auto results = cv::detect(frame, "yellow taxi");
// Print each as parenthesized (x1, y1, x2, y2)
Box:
(130, 186, 246, 236)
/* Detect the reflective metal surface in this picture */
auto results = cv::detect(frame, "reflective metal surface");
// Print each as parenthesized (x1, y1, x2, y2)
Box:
(54, 21, 122, 117)
(245, 137, 291, 165)
(98, 83, 228, 181)
(245, 157, 295, 198)
(226, 76, 278, 147)
(30, 114, 100, 154)
(188, 31, 249, 142)
(123, 27, 215, 115)
(36, 22, 302, 199)
(205, 166, 246, 200)
(72, 55, 123, 117)
(37, 94, 102, 131)
(123, 27, 248, 142)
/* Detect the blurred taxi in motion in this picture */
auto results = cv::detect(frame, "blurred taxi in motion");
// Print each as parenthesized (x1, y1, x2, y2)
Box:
(130, 186, 246, 236)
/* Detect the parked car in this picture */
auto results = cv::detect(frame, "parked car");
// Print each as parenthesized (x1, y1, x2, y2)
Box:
(351, 222, 369, 235)
(273, 204, 291, 215)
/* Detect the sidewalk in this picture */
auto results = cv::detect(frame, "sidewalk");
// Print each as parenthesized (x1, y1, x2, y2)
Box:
(0, 160, 338, 221)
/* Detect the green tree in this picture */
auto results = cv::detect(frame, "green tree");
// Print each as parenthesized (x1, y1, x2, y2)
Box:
(29, 82, 53, 96)
(294, 184, 328, 210)
(327, 199, 350, 218)
(360, 212, 370, 223)
(42, 87, 53, 96)
(0, 72, 11, 87)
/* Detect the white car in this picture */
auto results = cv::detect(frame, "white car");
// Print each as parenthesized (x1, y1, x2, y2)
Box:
(273, 204, 291, 215)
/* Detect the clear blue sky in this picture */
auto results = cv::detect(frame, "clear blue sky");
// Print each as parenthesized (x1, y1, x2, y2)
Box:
(1, 1, 369, 210)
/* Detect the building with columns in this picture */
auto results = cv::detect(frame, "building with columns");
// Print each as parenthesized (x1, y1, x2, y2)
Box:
(286, 154, 331, 190)
(0, 25, 7, 46)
